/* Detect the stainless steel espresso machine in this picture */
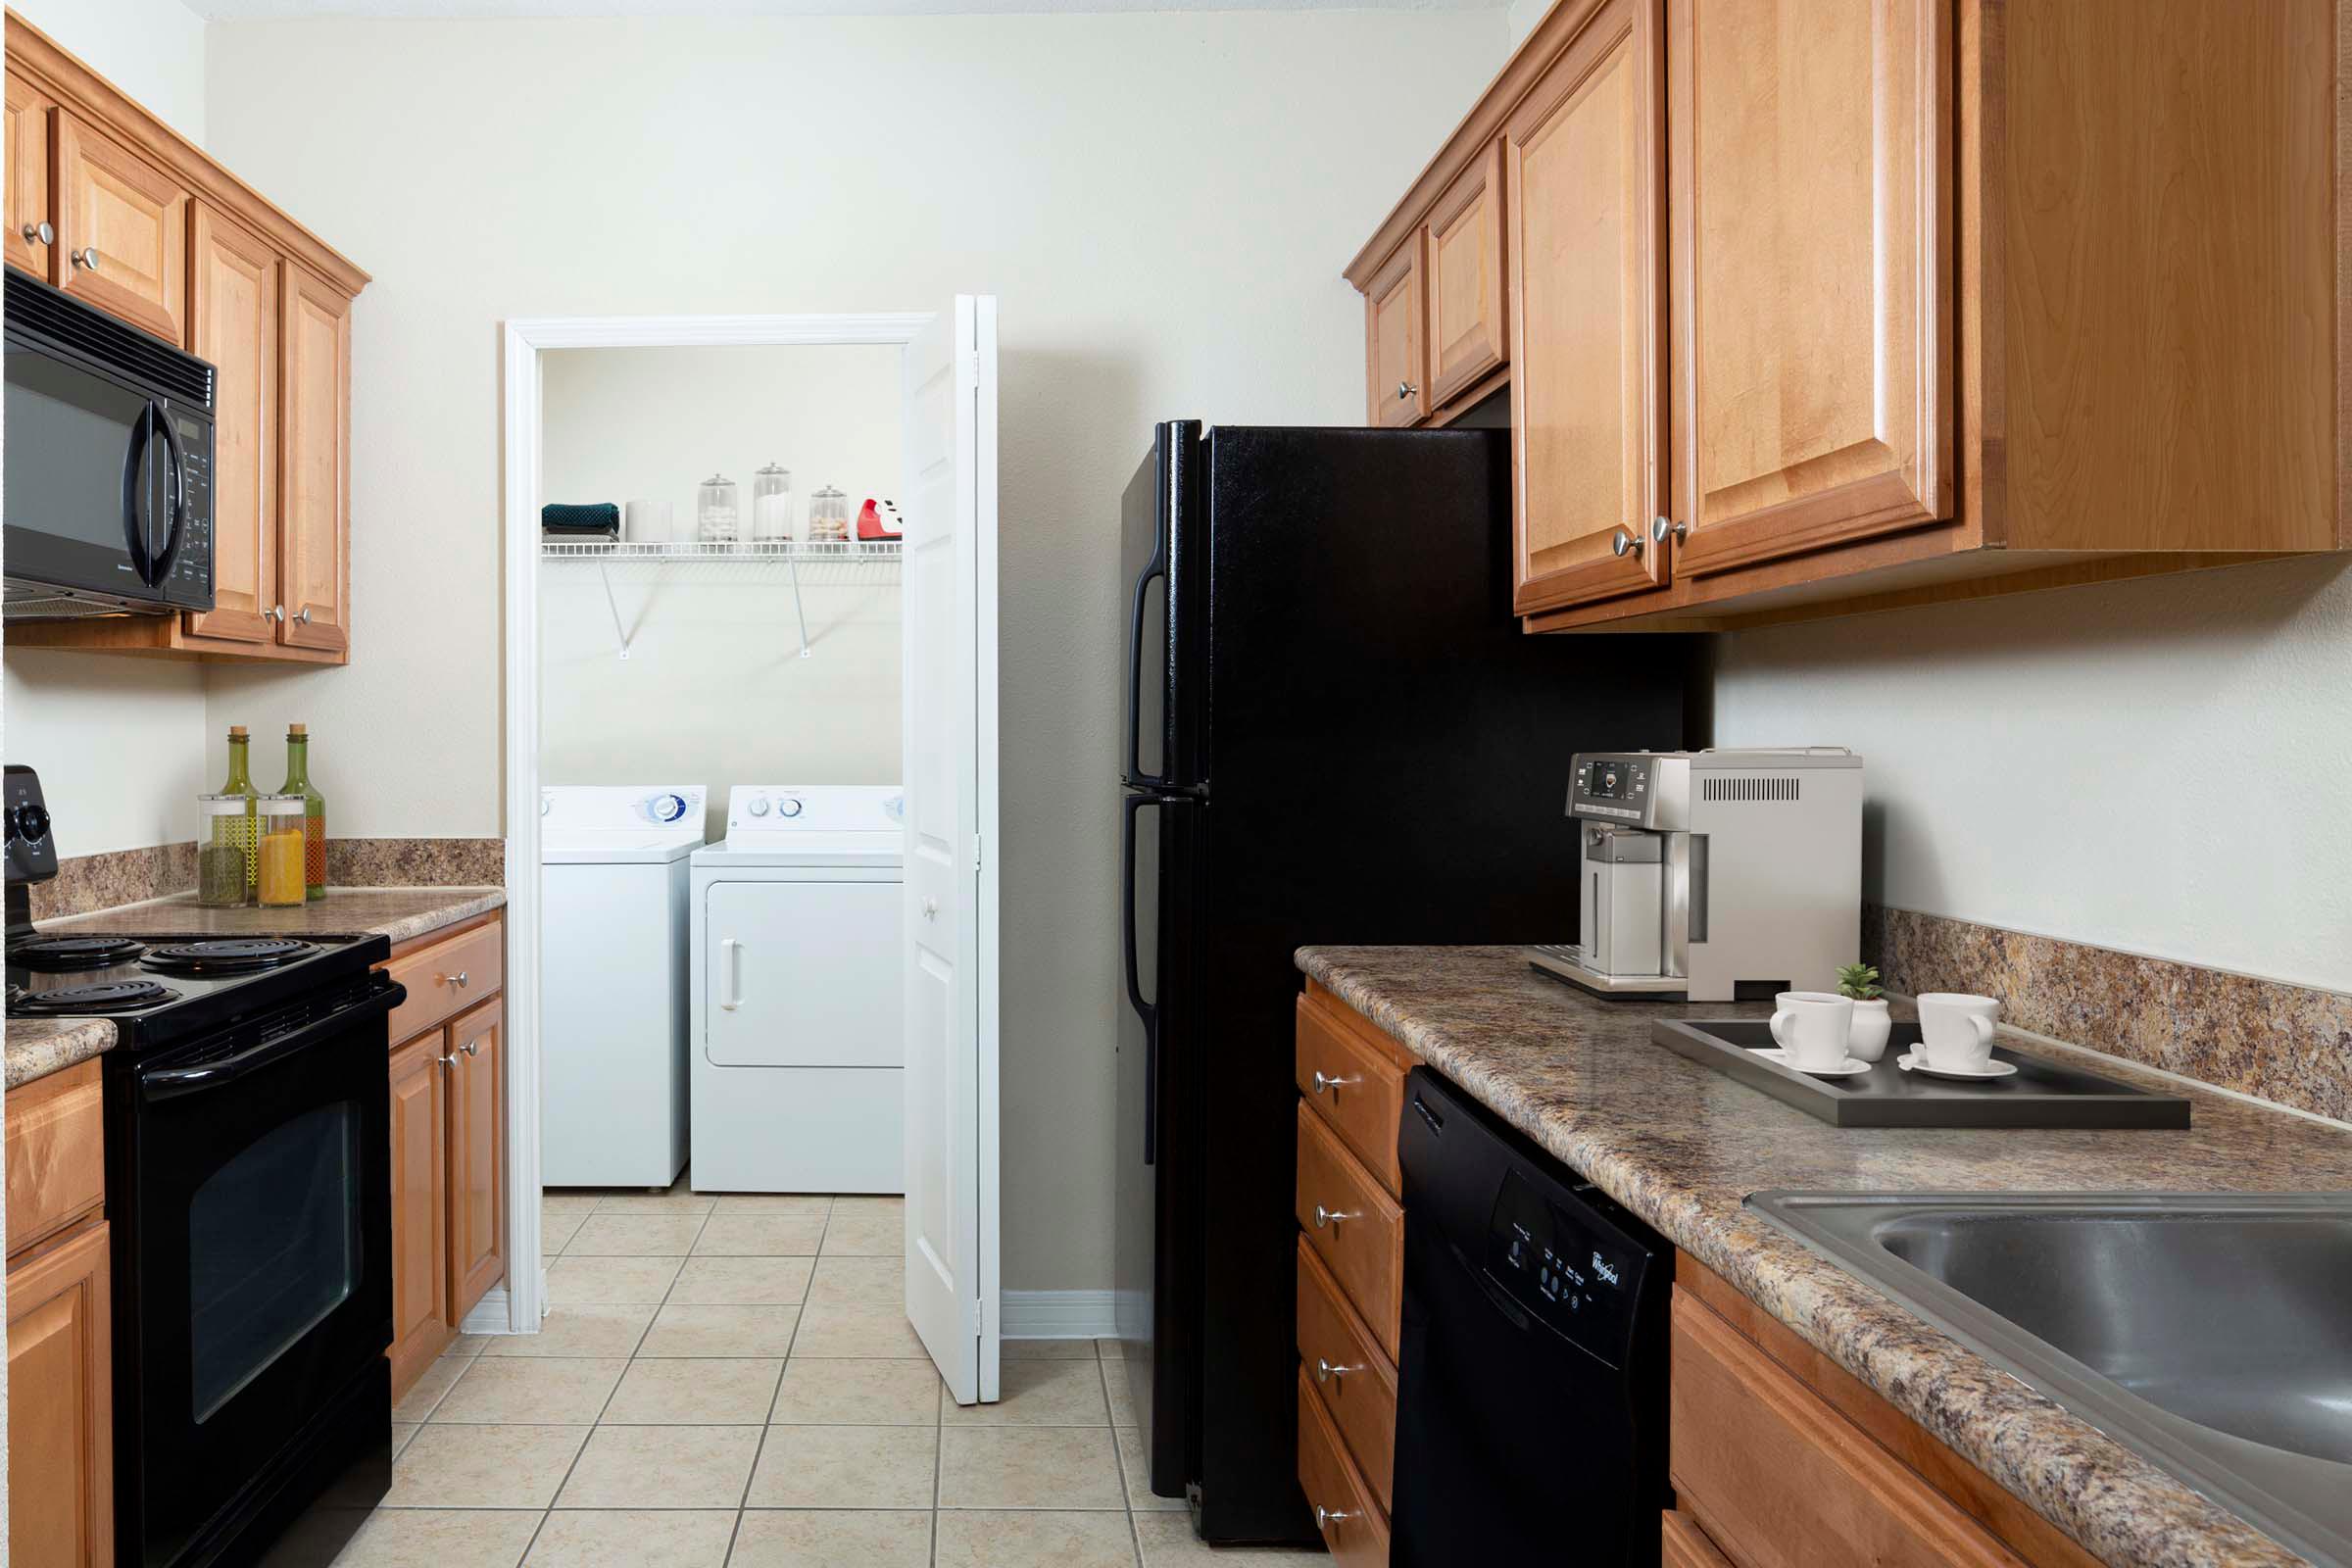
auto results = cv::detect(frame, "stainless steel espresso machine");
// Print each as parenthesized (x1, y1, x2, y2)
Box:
(1528, 749, 1864, 1004)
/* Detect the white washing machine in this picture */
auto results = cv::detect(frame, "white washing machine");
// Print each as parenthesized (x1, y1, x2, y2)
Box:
(540, 785, 707, 1188)
(690, 784, 904, 1194)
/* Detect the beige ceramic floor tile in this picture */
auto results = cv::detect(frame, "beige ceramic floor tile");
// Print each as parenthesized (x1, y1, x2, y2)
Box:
(770, 1358, 943, 1425)
(544, 1253, 683, 1305)
(936, 1427, 1124, 1510)
(553, 1425, 761, 1508)
(564, 1214, 708, 1255)
(788, 1301, 928, 1358)
(1132, 1514, 1319, 1564)
(942, 1359, 1107, 1427)
(391, 1353, 468, 1422)
(828, 1196, 906, 1218)
(542, 1193, 602, 1218)
(667, 1254, 812, 1305)
(710, 1194, 833, 1218)
(934, 1510, 1140, 1568)
(1101, 1353, 1140, 1427)
(745, 1425, 939, 1508)
(592, 1188, 716, 1216)
(327, 1507, 542, 1568)
(1114, 1427, 1185, 1512)
(389, 1422, 419, 1458)
(429, 1357, 626, 1425)
(382, 1424, 588, 1508)
(602, 1357, 782, 1425)
(522, 1509, 735, 1567)
(805, 1254, 903, 1306)
(484, 1304, 654, 1359)
(443, 1333, 498, 1361)
(1002, 1337, 1101, 1360)
(818, 1206, 901, 1256)
(727, 1510, 930, 1568)
(692, 1214, 827, 1256)
(637, 1301, 802, 1358)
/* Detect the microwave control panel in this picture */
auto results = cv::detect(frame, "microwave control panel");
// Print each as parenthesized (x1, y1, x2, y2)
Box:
(164, 409, 214, 601)
(1483, 1169, 1652, 1367)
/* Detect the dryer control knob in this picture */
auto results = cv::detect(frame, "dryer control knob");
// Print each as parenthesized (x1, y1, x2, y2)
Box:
(747, 797, 770, 817)
(777, 798, 804, 818)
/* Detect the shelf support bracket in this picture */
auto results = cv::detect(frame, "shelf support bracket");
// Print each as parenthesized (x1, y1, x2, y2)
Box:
(787, 554, 812, 659)
(598, 562, 635, 660)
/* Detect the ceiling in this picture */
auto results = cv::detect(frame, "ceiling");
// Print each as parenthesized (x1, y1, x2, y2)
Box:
(189, 0, 1502, 17)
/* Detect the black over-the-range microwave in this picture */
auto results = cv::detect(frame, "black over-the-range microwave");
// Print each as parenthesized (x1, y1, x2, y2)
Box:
(3, 266, 216, 620)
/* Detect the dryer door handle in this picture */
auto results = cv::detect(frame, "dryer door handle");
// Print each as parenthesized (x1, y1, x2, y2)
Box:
(720, 937, 745, 1011)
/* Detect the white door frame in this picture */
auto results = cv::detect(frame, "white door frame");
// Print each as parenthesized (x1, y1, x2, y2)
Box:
(498, 313, 939, 1335)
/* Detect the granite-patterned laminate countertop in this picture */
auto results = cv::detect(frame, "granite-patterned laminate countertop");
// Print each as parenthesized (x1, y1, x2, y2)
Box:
(1297, 944, 2352, 1568)
(5, 887, 505, 1090)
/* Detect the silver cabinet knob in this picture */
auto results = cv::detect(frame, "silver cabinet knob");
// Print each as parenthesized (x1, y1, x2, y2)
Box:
(22, 221, 51, 246)
(1395, 380, 1417, 401)
(442, 970, 468, 989)
(70, 246, 97, 270)
(462, 1039, 480, 1057)
(295, 606, 314, 625)
(1313, 1357, 1362, 1385)
(1312, 1203, 1359, 1231)
(271, 605, 287, 622)
(1310, 1069, 1359, 1098)
(437, 1051, 459, 1069)
(1314, 1504, 1354, 1529)
(1650, 515, 1689, 546)
(1610, 527, 1643, 559)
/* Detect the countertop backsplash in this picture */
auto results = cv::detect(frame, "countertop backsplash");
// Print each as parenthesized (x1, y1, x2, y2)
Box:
(26, 838, 508, 921)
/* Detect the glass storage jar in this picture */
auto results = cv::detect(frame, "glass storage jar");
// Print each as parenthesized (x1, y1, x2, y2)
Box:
(698, 473, 740, 546)
(198, 793, 256, 906)
(752, 464, 794, 549)
(255, 794, 309, 907)
(807, 485, 850, 542)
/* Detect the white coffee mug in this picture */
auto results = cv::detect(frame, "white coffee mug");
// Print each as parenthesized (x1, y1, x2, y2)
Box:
(624, 498, 673, 543)
(1769, 992, 1854, 1071)
(1917, 993, 2001, 1071)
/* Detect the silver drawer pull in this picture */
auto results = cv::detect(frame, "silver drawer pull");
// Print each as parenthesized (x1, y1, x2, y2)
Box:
(1312, 1203, 1359, 1231)
(1314, 1357, 1361, 1385)
(441, 970, 468, 989)
(1310, 1069, 1359, 1098)
(1314, 1503, 1354, 1529)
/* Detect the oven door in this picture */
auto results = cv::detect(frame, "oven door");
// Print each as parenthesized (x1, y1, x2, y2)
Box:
(119, 976, 400, 1568)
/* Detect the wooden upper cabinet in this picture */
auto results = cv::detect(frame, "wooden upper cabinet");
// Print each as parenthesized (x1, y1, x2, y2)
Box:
(1663, 0, 1952, 579)
(1506, 0, 1667, 614)
(1424, 141, 1507, 409)
(55, 110, 187, 344)
(187, 205, 281, 647)
(279, 263, 351, 654)
(4, 71, 55, 277)
(447, 998, 507, 1324)
(1365, 233, 1428, 427)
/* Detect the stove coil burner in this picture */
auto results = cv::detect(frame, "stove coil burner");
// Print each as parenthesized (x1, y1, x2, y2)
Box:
(6, 935, 149, 971)
(140, 938, 322, 976)
(15, 979, 180, 1013)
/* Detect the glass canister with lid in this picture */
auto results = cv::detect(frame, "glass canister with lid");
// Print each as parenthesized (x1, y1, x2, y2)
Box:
(752, 464, 794, 549)
(807, 485, 850, 542)
(255, 794, 309, 907)
(198, 794, 255, 906)
(698, 473, 740, 546)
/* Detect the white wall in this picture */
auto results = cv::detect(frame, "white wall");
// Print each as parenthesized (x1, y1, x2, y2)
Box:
(1713, 557, 2352, 993)
(4, 0, 211, 856)
(1504, 0, 1551, 46)
(203, 9, 1510, 1292)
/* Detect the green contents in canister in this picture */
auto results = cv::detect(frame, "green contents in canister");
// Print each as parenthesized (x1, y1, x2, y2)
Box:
(198, 784, 257, 907)
(198, 842, 247, 906)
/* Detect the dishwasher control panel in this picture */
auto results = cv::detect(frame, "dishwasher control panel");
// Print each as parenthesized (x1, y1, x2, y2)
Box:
(1484, 1169, 1652, 1366)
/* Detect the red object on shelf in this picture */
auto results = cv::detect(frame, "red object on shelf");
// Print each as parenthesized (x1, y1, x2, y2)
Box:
(858, 499, 904, 541)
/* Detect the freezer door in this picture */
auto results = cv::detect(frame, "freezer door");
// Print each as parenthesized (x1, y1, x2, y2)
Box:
(1121, 422, 1204, 791)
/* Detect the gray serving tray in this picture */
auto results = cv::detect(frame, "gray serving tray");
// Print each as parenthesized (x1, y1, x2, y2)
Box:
(1651, 1019, 2191, 1129)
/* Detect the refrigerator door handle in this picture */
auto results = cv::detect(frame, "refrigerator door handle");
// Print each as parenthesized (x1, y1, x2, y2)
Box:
(1125, 545, 1168, 789)
(1121, 792, 1159, 1164)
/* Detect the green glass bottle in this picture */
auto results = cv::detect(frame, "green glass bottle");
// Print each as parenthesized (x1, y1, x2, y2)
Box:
(212, 725, 260, 899)
(279, 723, 327, 901)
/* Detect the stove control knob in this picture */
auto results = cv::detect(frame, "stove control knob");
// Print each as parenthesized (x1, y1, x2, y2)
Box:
(14, 803, 51, 846)
(777, 798, 804, 819)
(747, 796, 770, 817)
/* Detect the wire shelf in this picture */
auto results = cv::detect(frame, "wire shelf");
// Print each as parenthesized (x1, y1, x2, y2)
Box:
(541, 538, 900, 659)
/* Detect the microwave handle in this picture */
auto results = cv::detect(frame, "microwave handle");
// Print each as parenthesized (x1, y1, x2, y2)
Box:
(147, 402, 187, 582)
(122, 403, 157, 585)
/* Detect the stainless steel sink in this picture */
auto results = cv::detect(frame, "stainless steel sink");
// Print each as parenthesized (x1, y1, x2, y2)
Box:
(1749, 1193, 2352, 1566)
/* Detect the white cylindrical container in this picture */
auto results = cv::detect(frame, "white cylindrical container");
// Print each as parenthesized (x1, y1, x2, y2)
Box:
(623, 499, 673, 543)
(698, 474, 739, 547)
(752, 463, 794, 549)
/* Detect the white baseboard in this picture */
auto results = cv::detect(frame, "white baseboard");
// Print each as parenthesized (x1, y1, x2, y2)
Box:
(1001, 1290, 1116, 1340)
(460, 1273, 546, 1337)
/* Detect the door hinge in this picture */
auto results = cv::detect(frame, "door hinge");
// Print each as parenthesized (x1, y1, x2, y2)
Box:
(963, 351, 982, 391)
(973, 834, 984, 872)
(973, 1296, 986, 1334)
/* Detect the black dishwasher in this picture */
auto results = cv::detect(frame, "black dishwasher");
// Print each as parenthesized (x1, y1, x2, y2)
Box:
(1391, 1067, 1671, 1565)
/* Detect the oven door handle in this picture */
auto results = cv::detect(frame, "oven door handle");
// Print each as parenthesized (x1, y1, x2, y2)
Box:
(139, 981, 408, 1102)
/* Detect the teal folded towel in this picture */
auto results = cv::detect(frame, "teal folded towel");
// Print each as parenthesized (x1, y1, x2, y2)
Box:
(542, 502, 620, 534)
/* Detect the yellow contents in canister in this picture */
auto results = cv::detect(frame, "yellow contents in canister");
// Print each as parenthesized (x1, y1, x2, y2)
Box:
(258, 829, 308, 906)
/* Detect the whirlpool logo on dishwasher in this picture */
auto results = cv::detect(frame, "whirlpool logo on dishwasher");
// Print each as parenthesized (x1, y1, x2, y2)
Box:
(1591, 1254, 1622, 1288)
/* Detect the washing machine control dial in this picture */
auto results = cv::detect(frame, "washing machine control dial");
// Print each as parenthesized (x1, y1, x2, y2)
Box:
(776, 798, 804, 819)
(747, 796, 770, 817)
(649, 793, 690, 824)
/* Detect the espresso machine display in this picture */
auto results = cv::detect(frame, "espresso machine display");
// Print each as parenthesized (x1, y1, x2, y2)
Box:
(1528, 749, 1863, 1004)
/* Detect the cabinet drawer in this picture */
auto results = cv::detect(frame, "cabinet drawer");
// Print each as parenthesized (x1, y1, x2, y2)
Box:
(1296, 1237, 1396, 1514)
(1295, 1102, 1402, 1360)
(1662, 1508, 1734, 1567)
(1298, 1366, 1390, 1567)
(6, 1060, 105, 1260)
(384, 918, 503, 1046)
(1294, 996, 1404, 1196)
(1669, 1290, 2028, 1568)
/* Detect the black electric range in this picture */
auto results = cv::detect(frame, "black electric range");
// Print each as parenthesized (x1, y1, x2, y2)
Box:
(4, 764, 404, 1568)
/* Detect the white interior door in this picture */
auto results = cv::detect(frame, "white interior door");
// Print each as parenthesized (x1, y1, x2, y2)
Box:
(901, 296, 1001, 1404)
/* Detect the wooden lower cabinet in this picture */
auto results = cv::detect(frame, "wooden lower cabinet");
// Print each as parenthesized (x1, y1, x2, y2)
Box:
(446, 997, 507, 1321)
(1298, 1368, 1391, 1567)
(386, 1029, 454, 1394)
(1661, 1507, 1735, 1567)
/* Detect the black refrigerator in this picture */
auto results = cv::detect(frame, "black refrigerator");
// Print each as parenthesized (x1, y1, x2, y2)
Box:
(1114, 421, 1691, 1544)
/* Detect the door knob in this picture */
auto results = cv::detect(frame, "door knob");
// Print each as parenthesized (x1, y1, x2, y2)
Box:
(1610, 527, 1643, 560)
(1312, 1203, 1358, 1231)
(70, 246, 98, 270)
(22, 220, 50, 245)
(1650, 515, 1689, 546)
(1396, 380, 1417, 401)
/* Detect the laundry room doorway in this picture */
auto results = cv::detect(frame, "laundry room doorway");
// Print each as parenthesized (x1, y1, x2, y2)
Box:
(499, 303, 1003, 1405)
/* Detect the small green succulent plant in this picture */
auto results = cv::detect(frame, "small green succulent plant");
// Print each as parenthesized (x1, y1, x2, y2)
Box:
(1836, 962, 1884, 1002)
